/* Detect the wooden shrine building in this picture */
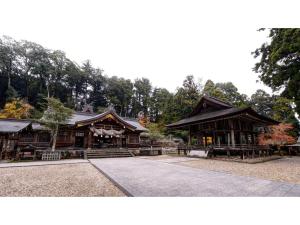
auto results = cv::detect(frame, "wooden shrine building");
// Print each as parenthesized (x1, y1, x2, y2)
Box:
(166, 96, 278, 155)
(0, 109, 148, 159)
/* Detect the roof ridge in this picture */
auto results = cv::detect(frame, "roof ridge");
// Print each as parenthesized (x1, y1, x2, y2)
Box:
(74, 111, 99, 116)
(204, 95, 233, 107)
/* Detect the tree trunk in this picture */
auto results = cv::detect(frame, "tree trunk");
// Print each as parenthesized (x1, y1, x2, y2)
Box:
(51, 124, 58, 151)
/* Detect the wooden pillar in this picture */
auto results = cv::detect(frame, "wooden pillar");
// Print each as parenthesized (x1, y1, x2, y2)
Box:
(213, 131, 216, 146)
(227, 132, 231, 146)
(188, 126, 192, 146)
(239, 132, 243, 145)
(229, 120, 235, 147)
(33, 132, 38, 143)
(87, 130, 92, 150)
(231, 129, 235, 147)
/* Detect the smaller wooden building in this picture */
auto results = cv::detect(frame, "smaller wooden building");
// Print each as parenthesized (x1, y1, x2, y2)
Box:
(166, 96, 279, 157)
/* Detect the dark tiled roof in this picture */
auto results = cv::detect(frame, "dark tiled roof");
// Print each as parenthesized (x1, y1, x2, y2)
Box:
(0, 119, 31, 133)
(67, 111, 103, 125)
(202, 95, 233, 108)
(67, 111, 148, 131)
(167, 107, 243, 128)
(167, 107, 278, 128)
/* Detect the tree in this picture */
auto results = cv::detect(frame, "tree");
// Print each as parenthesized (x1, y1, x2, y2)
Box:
(174, 75, 201, 116)
(253, 28, 300, 115)
(150, 88, 173, 122)
(86, 67, 107, 111)
(0, 36, 19, 107)
(202, 79, 225, 100)
(40, 98, 73, 151)
(258, 123, 296, 146)
(202, 80, 250, 107)
(0, 99, 33, 119)
(132, 78, 152, 116)
(105, 76, 133, 116)
(215, 82, 250, 107)
(250, 89, 274, 117)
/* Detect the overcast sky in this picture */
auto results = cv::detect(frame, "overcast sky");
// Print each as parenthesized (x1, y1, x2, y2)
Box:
(1, 0, 299, 97)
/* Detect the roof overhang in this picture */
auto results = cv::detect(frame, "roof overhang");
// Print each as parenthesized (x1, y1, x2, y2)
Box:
(75, 110, 137, 131)
(167, 107, 279, 130)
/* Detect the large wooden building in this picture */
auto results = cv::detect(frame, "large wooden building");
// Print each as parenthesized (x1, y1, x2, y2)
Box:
(0, 109, 148, 159)
(167, 96, 278, 149)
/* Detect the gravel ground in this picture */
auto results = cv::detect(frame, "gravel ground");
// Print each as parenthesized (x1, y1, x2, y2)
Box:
(0, 163, 125, 197)
(174, 156, 300, 184)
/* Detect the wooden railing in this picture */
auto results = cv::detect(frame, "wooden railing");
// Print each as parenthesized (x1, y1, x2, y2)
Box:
(177, 144, 272, 159)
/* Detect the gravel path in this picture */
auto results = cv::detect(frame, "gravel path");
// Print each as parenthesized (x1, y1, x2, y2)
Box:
(175, 156, 300, 184)
(0, 163, 125, 197)
(0, 159, 89, 168)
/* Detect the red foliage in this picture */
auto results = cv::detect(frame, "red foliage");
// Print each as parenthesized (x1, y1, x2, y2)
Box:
(258, 123, 296, 145)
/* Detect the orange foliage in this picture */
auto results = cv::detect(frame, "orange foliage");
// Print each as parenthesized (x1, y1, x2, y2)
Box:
(138, 116, 149, 127)
(137, 111, 149, 127)
(0, 99, 33, 119)
(258, 123, 296, 145)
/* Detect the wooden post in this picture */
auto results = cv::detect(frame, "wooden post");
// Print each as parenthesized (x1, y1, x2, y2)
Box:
(227, 133, 231, 146)
(231, 129, 235, 147)
(87, 130, 92, 150)
(213, 131, 216, 146)
(188, 126, 192, 147)
(241, 150, 244, 160)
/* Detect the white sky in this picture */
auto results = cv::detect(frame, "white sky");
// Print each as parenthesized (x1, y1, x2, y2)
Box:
(1, 0, 299, 97)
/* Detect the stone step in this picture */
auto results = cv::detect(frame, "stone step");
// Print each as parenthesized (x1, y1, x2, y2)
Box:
(86, 149, 133, 159)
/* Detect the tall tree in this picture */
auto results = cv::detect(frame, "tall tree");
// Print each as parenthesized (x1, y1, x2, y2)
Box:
(106, 76, 133, 116)
(250, 89, 274, 117)
(40, 98, 73, 151)
(0, 36, 19, 106)
(132, 78, 152, 116)
(253, 28, 300, 115)
(150, 88, 173, 122)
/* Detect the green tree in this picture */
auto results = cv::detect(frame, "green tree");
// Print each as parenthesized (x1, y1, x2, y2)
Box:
(0, 36, 19, 106)
(150, 87, 173, 122)
(202, 80, 250, 107)
(253, 28, 300, 115)
(250, 89, 273, 117)
(164, 75, 200, 125)
(132, 78, 152, 116)
(40, 98, 73, 151)
(106, 76, 133, 116)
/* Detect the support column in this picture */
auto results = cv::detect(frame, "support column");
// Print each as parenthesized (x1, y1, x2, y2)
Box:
(188, 126, 192, 146)
(231, 129, 235, 147)
(229, 120, 235, 147)
(87, 130, 92, 150)
(227, 132, 231, 146)
(213, 131, 216, 146)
